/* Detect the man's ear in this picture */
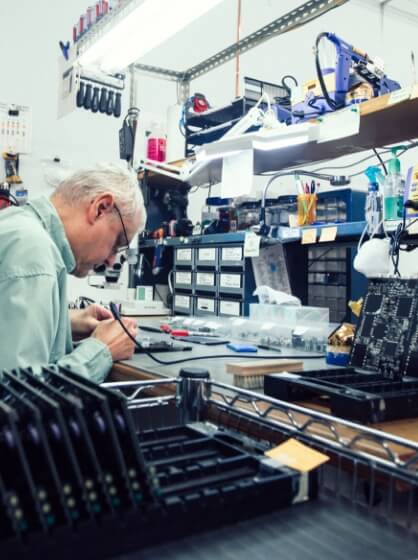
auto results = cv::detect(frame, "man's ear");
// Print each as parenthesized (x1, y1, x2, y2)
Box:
(87, 193, 114, 224)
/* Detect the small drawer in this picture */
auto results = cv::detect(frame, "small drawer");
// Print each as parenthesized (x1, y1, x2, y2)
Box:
(195, 296, 217, 316)
(174, 247, 193, 268)
(173, 293, 193, 314)
(196, 247, 218, 268)
(218, 298, 243, 317)
(195, 271, 217, 292)
(218, 272, 243, 294)
(174, 270, 193, 291)
(219, 245, 244, 268)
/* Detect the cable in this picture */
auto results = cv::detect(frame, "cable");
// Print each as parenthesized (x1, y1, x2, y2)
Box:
(109, 302, 324, 366)
(372, 148, 388, 175)
(315, 32, 338, 111)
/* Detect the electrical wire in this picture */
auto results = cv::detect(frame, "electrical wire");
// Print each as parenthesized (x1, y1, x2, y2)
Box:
(372, 148, 388, 175)
(315, 32, 338, 111)
(312, 150, 392, 173)
(109, 302, 324, 366)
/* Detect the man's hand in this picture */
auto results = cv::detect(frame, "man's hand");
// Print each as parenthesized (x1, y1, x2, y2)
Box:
(92, 318, 138, 361)
(70, 304, 113, 339)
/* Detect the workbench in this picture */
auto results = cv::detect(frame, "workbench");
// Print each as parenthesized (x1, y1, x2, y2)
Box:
(103, 320, 418, 559)
(112, 317, 418, 448)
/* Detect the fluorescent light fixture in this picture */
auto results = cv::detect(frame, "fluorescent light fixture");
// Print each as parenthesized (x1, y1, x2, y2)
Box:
(253, 135, 310, 150)
(79, 0, 224, 72)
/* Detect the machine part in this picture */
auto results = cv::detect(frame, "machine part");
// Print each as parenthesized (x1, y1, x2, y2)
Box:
(177, 367, 210, 424)
(289, 32, 400, 122)
(3, 152, 22, 184)
(0, 183, 18, 209)
(119, 107, 139, 164)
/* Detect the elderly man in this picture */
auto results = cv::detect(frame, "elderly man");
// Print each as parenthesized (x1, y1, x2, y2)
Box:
(0, 164, 146, 382)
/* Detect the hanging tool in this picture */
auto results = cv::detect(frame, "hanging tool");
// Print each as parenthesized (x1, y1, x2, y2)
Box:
(91, 87, 100, 112)
(76, 81, 85, 107)
(114, 92, 122, 118)
(106, 91, 114, 116)
(83, 83, 93, 110)
(99, 87, 108, 113)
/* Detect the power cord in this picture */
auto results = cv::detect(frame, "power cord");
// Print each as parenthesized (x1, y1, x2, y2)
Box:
(109, 302, 324, 366)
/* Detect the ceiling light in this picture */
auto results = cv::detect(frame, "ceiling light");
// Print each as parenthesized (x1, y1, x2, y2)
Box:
(78, 0, 224, 73)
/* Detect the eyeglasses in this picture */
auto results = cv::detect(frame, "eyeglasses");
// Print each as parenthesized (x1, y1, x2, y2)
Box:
(112, 203, 130, 255)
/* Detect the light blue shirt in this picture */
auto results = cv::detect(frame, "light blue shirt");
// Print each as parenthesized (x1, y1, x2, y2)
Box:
(0, 196, 112, 382)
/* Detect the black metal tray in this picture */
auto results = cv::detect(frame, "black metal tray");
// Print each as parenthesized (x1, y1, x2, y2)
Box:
(264, 368, 418, 423)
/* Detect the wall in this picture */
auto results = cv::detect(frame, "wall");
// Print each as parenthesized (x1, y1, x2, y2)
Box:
(1, 0, 417, 300)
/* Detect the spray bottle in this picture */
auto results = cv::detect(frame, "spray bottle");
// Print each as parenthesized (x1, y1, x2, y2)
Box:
(364, 166, 383, 235)
(383, 148, 404, 223)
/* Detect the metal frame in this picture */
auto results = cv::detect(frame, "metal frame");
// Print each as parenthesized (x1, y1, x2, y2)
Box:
(104, 373, 418, 530)
(104, 376, 418, 480)
(133, 0, 351, 103)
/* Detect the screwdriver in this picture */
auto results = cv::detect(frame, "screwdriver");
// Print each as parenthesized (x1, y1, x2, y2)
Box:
(91, 87, 100, 112)
(76, 81, 85, 107)
(114, 92, 122, 117)
(99, 87, 108, 113)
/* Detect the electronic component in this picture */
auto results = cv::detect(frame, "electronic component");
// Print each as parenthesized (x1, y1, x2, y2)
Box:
(264, 278, 418, 423)
(0, 366, 311, 558)
(135, 339, 192, 353)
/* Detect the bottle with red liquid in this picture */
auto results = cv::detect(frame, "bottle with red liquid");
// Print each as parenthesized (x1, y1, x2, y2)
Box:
(146, 122, 166, 162)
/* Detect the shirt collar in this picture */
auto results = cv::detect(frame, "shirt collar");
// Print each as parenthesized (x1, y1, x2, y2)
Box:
(26, 197, 76, 273)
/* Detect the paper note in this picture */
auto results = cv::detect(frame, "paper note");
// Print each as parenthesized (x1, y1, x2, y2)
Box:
(265, 438, 329, 472)
(288, 214, 299, 228)
(319, 226, 338, 242)
(221, 149, 253, 197)
(318, 106, 360, 144)
(388, 87, 411, 106)
(244, 232, 261, 257)
(301, 228, 317, 244)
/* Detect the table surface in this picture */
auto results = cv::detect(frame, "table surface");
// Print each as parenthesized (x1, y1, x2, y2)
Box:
(112, 494, 418, 560)
(114, 317, 418, 445)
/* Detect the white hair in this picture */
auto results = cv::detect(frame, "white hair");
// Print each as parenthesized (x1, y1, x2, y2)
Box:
(54, 163, 146, 226)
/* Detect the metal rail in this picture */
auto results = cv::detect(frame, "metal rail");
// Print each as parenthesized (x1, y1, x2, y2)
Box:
(105, 376, 418, 480)
(207, 380, 418, 480)
(104, 374, 418, 530)
(184, 0, 350, 81)
(133, 0, 350, 82)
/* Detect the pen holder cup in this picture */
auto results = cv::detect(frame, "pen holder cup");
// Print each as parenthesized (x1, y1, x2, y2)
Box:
(297, 194, 317, 226)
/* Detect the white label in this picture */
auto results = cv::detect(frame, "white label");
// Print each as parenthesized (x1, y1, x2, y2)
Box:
(222, 247, 243, 261)
(196, 272, 215, 286)
(176, 248, 192, 261)
(175, 271, 192, 285)
(174, 295, 190, 309)
(219, 300, 241, 316)
(244, 232, 261, 257)
(220, 274, 241, 289)
(197, 298, 215, 312)
(198, 248, 216, 261)
(388, 87, 411, 106)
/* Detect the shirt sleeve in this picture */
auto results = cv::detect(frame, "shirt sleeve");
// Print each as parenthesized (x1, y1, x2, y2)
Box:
(0, 274, 112, 383)
(57, 338, 113, 384)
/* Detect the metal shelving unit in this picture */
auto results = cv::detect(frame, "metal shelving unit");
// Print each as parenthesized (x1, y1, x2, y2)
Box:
(104, 373, 418, 543)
